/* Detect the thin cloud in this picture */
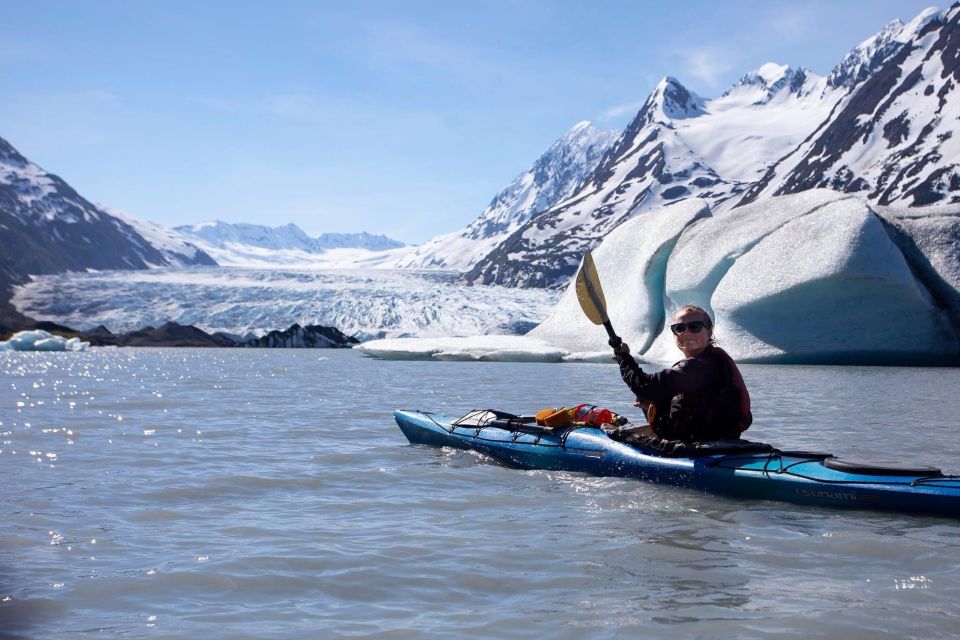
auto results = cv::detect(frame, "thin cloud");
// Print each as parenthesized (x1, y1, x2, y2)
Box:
(763, 4, 819, 45)
(600, 100, 647, 122)
(262, 94, 324, 120)
(193, 94, 328, 121)
(359, 19, 519, 88)
(6, 89, 119, 112)
(192, 96, 245, 114)
(363, 21, 464, 70)
(682, 47, 736, 90)
(0, 40, 61, 65)
(191, 91, 449, 140)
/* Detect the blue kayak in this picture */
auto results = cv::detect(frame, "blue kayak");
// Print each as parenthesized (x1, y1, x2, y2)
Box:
(394, 409, 960, 518)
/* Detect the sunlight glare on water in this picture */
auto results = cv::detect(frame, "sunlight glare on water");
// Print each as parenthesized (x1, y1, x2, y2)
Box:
(1, 348, 959, 638)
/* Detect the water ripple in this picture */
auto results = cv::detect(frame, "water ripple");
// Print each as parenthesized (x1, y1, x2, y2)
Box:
(2, 349, 959, 638)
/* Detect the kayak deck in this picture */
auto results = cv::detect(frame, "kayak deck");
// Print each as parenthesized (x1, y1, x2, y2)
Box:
(394, 409, 960, 517)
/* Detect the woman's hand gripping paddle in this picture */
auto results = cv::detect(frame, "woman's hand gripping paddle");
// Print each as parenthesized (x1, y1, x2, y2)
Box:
(575, 250, 624, 353)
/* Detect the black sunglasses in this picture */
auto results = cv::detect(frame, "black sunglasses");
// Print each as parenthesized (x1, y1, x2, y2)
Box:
(670, 320, 708, 335)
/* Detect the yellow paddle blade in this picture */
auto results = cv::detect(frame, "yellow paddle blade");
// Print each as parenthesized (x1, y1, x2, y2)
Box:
(575, 250, 609, 326)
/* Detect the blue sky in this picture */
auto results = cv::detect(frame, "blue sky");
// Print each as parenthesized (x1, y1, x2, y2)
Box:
(1, 1, 940, 244)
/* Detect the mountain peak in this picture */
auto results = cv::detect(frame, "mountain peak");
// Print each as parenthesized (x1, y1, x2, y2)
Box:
(645, 76, 706, 122)
(826, 18, 904, 88)
(754, 62, 790, 86)
(555, 120, 600, 146)
(827, 6, 945, 89)
(0, 136, 28, 166)
(728, 63, 789, 88)
(718, 63, 827, 106)
(898, 6, 944, 42)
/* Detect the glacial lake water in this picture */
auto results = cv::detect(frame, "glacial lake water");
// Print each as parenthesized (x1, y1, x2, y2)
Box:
(2, 348, 959, 639)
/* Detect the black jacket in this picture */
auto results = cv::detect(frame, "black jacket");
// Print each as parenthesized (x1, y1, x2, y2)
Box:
(615, 346, 732, 441)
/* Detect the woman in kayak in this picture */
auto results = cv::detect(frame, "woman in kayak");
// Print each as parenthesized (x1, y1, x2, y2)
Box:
(612, 305, 751, 442)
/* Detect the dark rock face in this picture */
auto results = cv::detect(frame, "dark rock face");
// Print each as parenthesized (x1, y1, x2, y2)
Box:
(396, 122, 618, 271)
(0, 291, 34, 336)
(655, 78, 707, 119)
(241, 323, 359, 348)
(0, 136, 216, 296)
(739, 7, 960, 209)
(464, 78, 735, 289)
(81, 322, 235, 347)
(465, 7, 960, 291)
(71, 321, 359, 348)
(661, 186, 691, 200)
(826, 18, 908, 89)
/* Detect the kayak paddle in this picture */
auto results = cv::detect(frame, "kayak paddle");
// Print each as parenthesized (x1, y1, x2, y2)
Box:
(575, 250, 623, 351)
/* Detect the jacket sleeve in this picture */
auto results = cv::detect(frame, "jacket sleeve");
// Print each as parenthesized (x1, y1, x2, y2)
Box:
(615, 352, 666, 401)
(615, 351, 720, 401)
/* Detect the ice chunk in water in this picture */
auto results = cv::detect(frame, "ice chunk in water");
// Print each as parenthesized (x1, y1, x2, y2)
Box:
(0, 330, 90, 352)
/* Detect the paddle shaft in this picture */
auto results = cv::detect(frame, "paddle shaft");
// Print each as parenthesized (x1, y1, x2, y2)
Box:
(603, 320, 623, 349)
(602, 320, 622, 350)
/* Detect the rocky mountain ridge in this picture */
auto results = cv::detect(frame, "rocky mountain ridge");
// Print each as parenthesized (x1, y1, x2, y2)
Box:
(465, 4, 960, 288)
(390, 121, 618, 271)
(739, 5, 960, 208)
(0, 135, 216, 321)
(18, 320, 358, 348)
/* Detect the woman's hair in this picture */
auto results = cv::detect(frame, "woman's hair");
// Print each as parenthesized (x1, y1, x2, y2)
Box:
(673, 304, 717, 345)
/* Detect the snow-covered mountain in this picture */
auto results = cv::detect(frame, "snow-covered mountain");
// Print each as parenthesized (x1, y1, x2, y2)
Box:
(739, 5, 960, 208)
(313, 231, 404, 251)
(0, 135, 215, 297)
(176, 220, 404, 253)
(101, 205, 218, 266)
(176, 221, 320, 252)
(391, 121, 618, 271)
(465, 4, 959, 289)
(465, 65, 841, 288)
(173, 220, 406, 267)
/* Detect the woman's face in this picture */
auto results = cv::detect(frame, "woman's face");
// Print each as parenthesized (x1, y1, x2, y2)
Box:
(671, 310, 711, 358)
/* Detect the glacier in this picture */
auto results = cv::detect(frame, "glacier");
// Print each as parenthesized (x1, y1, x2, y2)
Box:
(359, 191, 960, 366)
(11, 268, 559, 340)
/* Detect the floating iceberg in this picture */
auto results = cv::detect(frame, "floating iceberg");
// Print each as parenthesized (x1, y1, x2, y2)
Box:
(529, 199, 710, 355)
(357, 335, 569, 362)
(361, 191, 960, 365)
(0, 330, 90, 352)
(651, 192, 957, 363)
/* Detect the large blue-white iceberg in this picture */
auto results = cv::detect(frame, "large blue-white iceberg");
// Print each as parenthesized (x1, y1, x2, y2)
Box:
(360, 190, 960, 365)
